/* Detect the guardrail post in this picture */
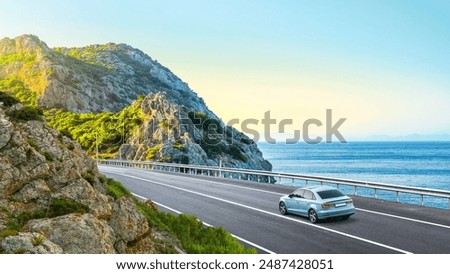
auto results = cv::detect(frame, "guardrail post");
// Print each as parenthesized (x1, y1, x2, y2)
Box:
(291, 178, 294, 186)
(374, 188, 378, 199)
(396, 191, 399, 202)
(305, 180, 308, 186)
(421, 195, 424, 206)
(354, 186, 357, 195)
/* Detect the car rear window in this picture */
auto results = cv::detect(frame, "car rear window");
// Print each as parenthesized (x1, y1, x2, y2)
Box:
(317, 189, 345, 199)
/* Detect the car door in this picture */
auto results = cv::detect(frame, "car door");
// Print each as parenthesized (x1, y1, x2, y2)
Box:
(286, 189, 305, 215)
(296, 190, 315, 215)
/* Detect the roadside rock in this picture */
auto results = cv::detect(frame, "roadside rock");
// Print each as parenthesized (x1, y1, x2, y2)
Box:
(26, 214, 116, 254)
(109, 196, 149, 243)
(1, 232, 63, 254)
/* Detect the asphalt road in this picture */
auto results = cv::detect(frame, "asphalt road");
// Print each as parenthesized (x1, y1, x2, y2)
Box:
(99, 165, 450, 254)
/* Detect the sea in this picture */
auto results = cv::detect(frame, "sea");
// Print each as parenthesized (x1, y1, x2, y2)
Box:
(257, 141, 450, 209)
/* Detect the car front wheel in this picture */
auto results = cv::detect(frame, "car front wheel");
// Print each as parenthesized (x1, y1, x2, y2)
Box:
(308, 209, 319, 223)
(279, 202, 288, 215)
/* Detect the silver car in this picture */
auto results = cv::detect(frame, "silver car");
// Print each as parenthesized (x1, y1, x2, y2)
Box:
(279, 186, 355, 223)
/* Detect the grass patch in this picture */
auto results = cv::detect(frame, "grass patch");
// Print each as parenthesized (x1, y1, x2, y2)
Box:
(14, 248, 27, 254)
(0, 198, 89, 242)
(47, 198, 89, 217)
(32, 234, 46, 246)
(106, 178, 132, 199)
(0, 229, 18, 238)
(82, 172, 96, 186)
(137, 202, 256, 254)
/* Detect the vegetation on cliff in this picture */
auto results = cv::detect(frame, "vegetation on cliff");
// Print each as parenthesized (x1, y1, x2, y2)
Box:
(45, 100, 144, 157)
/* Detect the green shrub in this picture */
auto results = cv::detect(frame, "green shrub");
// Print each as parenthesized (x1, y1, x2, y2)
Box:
(32, 234, 46, 246)
(159, 120, 171, 129)
(82, 172, 96, 186)
(226, 144, 247, 162)
(0, 91, 20, 107)
(67, 143, 75, 150)
(7, 106, 43, 121)
(42, 151, 54, 162)
(16, 210, 46, 227)
(146, 145, 161, 160)
(28, 139, 40, 150)
(188, 111, 207, 128)
(172, 138, 186, 151)
(47, 198, 89, 217)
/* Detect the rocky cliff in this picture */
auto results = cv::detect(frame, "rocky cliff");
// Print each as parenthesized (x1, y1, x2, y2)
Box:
(0, 94, 183, 254)
(1, 34, 272, 170)
(0, 34, 208, 113)
(121, 93, 272, 170)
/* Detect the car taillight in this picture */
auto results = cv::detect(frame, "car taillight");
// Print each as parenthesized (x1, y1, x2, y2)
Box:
(322, 203, 333, 208)
(346, 200, 353, 204)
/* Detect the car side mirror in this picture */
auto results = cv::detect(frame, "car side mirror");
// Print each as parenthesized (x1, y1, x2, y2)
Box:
(288, 194, 295, 198)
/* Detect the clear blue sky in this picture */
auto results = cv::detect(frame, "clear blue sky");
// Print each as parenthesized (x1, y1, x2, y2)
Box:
(1, 0, 449, 138)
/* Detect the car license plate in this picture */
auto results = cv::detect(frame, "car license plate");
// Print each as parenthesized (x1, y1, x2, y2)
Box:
(335, 203, 346, 207)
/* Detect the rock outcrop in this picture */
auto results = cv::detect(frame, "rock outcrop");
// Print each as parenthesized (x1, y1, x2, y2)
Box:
(122, 93, 272, 170)
(0, 98, 183, 254)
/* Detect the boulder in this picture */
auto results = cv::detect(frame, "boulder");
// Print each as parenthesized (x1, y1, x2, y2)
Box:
(109, 196, 149, 243)
(27, 214, 116, 254)
(1, 232, 63, 254)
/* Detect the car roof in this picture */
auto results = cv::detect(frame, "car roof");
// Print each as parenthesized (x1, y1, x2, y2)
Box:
(297, 185, 337, 192)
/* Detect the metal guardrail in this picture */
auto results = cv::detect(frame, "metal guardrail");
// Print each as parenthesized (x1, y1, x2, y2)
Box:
(98, 159, 450, 210)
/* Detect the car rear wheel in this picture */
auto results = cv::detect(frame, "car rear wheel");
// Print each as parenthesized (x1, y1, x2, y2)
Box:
(308, 209, 319, 223)
(279, 202, 288, 215)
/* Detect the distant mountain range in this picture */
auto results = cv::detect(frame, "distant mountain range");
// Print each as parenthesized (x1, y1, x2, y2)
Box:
(349, 134, 450, 142)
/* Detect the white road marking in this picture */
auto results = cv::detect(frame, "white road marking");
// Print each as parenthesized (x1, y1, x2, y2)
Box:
(105, 171, 413, 254)
(131, 192, 276, 254)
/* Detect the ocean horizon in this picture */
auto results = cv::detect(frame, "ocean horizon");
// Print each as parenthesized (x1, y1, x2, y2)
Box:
(257, 141, 450, 208)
